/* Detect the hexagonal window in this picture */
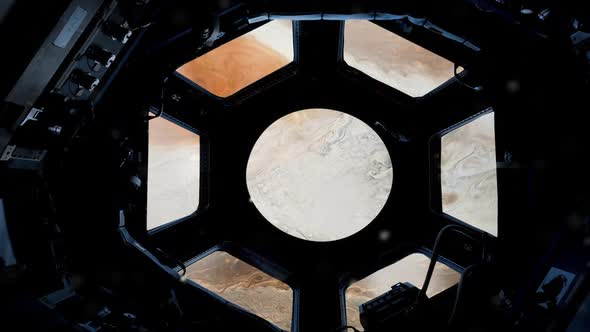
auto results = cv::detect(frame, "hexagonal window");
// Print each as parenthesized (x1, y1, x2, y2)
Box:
(147, 117, 200, 230)
(185, 251, 293, 331)
(343, 20, 456, 97)
(246, 108, 393, 242)
(176, 20, 294, 98)
(441, 111, 498, 236)
(344, 253, 460, 331)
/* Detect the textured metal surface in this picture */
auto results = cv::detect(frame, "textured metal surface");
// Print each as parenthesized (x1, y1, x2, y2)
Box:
(5, 0, 103, 107)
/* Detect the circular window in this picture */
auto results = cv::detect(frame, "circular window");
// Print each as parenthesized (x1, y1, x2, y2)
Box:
(246, 109, 393, 242)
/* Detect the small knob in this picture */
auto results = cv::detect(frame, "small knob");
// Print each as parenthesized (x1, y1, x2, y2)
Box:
(86, 45, 116, 68)
(106, 24, 132, 44)
(47, 125, 63, 136)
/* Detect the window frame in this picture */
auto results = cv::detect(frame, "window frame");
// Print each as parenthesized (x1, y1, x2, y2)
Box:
(174, 20, 299, 103)
(428, 107, 498, 237)
(179, 242, 300, 332)
(338, 20, 474, 102)
(146, 113, 210, 235)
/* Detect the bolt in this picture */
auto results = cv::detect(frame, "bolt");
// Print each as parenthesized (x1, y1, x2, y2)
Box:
(48, 125, 63, 136)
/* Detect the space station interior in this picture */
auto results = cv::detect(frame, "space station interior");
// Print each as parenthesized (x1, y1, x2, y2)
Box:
(1, 1, 590, 331)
